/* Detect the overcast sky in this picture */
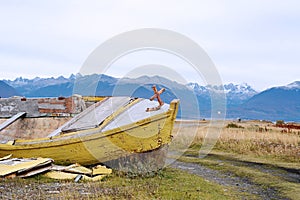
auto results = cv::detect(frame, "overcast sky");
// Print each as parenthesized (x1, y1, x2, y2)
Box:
(0, 0, 299, 91)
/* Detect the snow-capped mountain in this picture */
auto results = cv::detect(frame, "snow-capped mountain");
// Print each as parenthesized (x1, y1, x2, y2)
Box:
(187, 82, 258, 104)
(3, 75, 74, 96)
(223, 83, 258, 101)
(4, 76, 69, 88)
(279, 81, 300, 90)
(4, 75, 72, 88)
(186, 83, 209, 95)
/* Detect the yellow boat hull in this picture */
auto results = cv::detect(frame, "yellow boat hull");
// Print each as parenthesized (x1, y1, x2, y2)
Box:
(0, 99, 179, 165)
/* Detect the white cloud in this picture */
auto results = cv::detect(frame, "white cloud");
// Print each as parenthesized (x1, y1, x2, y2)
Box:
(0, 0, 299, 89)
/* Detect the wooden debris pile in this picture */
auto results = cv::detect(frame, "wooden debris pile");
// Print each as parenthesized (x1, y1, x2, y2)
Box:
(0, 155, 112, 182)
(45, 163, 112, 182)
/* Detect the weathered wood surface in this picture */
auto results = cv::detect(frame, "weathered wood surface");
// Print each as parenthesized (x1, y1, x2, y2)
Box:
(60, 97, 131, 133)
(0, 96, 85, 118)
(102, 99, 169, 132)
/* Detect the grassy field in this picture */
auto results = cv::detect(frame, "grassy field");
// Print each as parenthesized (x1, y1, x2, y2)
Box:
(172, 120, 299, 162)
(1, 120, 299, 199)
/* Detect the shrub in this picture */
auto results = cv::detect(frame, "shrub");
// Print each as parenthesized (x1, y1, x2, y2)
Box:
(276, 120, 285, 126)
(226, 123, 244, 129)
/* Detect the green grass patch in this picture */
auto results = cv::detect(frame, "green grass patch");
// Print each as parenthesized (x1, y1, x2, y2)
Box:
(0, 168, 236, 199)
(96, 168, 236, 199)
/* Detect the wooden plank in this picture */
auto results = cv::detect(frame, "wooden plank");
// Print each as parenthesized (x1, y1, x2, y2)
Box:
(92, 165, 112, 175)
(0, 154, 12, 161)
(44, 171, 107, 181)
(0, 112, 26, 132)
(18, 165, 52, 178)
(0, 157, 53, 177)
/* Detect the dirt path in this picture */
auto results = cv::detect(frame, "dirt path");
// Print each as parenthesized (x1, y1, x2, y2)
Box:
(169, 158, 292, 200)
(205, 153, 300, 184)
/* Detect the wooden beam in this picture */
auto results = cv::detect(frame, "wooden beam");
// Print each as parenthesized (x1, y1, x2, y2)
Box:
(0, 112, 26, 132)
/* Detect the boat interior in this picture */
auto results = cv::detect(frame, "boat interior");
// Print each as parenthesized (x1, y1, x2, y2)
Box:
(0, 96, 170, 143)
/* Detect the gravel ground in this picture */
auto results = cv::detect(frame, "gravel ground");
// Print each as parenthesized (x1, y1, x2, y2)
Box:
(0, 181, 119, 200)
(169, 160, 291, 200)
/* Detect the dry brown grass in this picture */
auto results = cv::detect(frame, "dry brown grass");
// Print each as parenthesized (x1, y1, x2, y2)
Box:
(171, 120, 300, 162)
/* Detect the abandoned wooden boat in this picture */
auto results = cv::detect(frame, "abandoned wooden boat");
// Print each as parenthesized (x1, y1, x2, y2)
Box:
(0, 95, 179, 165)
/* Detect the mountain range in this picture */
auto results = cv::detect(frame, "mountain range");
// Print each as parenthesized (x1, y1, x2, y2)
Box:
(1, 74, 299, 122)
